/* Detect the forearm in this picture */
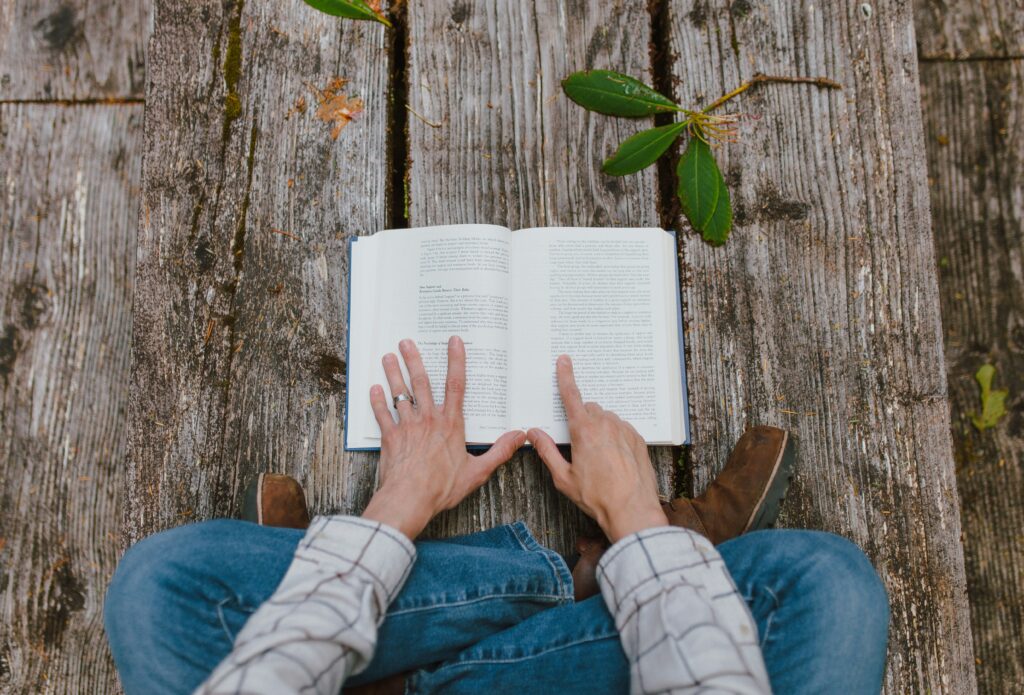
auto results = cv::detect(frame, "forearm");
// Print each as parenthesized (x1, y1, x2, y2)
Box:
(195, 516, 415, 695)
(596, 526, 771, 695)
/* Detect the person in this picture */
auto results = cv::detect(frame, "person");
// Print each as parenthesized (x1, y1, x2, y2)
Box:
(105, 337, 889, 694)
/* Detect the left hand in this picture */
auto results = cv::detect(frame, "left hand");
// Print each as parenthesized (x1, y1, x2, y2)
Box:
(361, 336, 527, 539)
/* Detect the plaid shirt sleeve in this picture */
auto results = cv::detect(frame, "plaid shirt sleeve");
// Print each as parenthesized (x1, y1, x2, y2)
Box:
(596, 526, 772, 694)
(195, 516, 416, 695)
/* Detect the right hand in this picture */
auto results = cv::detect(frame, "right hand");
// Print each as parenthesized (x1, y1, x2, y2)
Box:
(528, 355, 669, 543)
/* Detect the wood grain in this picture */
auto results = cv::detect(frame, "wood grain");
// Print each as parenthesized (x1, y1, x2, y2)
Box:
(916, 0, 1024, 689)
(0, 103, 140, 693)
(666, 1, 976, 692)
(405, 0, 676, 554)
(914, 0, 1024, 59)
(0, 0, 151, 100)
(125, 0, 390, 545)
(921, 58, 1024, 694)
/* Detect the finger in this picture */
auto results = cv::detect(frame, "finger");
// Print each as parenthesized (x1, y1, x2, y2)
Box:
(584, 402, 603, 416)
(369, 384, 396, 434)
(622, 419, 644, 443)
(626, 424, 651, 467)
(474, 430, 527, 477)
(398, 339, 434, 408)
(612, 417, 651, 470)
(443, 335, 466, 417)
(527, 428, 572, 491)
(382, 353, 414, 416)
(556, 355, 585, 420)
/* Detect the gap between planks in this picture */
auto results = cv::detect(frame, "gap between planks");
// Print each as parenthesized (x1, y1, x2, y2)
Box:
(918, 54, 1024, 63)
(0, 97, 144, 105)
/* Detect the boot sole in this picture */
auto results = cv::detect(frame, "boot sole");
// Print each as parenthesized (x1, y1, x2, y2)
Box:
(240, 472, 266, 525)
(742, 431, 796, 533)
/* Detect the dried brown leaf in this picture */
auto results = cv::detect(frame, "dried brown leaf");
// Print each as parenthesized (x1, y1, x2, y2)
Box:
(286, 95, 307, 120)
(316, 94, 364, 139)
(310, 77, 364, 139)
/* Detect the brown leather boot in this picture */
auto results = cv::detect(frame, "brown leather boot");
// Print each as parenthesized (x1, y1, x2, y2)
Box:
(345, 673, 407, 694)
(240, 473, 311, 530)
(571, 536, 610, 602)
(663, 426, 795, 544)
(571, 426, 795, 599)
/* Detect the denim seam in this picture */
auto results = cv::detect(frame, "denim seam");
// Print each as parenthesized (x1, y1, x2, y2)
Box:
(508, 521, 541, 551)
(216, 597, 237, 643)
(407, 631, 622, 691)
(388, 592, 567, 617)
(508, 522, 574, 602)
(759, 585, 780, 647)
(216, 595, 256, 643)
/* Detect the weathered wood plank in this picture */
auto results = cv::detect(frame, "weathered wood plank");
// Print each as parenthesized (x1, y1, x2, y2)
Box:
(406, 0, 675, 555)
(0, 103, 140, 694)
(921, 58, 1024, 694)
(0, 0, 151, 100)
(667, 1, 976, 692)
(914, 0, 1024, 59)
(125, 0, 390, 545)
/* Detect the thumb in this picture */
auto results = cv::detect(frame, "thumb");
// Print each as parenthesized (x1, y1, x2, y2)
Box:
(475, 429, 528, 475)
(527, 428, 571, 487)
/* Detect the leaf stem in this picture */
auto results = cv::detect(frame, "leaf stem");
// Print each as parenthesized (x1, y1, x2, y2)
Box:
(702, 73, 842, 113)
(405, 104, 443, 128)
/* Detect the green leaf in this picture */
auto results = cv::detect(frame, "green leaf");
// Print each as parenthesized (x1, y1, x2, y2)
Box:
(562, 70, 679, 118)
(602, 122, 687, 176)
(676, 136, 732, 244)
(971, 364, 1008, 431)
(301, 0, 392, 27)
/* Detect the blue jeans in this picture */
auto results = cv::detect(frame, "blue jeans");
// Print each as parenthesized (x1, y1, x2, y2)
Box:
(105, 520, 888, 694)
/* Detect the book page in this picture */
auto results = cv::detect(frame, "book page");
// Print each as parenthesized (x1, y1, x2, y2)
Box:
(508, 228, 680, 444)
(346, 224, 513, 448)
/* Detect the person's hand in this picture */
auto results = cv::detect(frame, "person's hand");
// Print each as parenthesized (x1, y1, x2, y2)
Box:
(528, 355, 668, 543)
(362, 337, 527, 539)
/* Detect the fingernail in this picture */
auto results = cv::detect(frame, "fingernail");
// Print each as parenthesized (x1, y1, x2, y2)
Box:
(400, 338, 412, 349)
(557, 355, 570, 366)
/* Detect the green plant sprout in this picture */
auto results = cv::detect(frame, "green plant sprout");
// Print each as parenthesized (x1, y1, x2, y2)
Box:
(562, 70, 841, 245)
(971, 364, 1008, 431)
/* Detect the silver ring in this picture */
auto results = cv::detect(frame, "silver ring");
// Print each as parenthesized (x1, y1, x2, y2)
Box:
(393, 393, 415, 408)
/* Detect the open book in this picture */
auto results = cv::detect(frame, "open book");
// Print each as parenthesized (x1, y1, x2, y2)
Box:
(344, 225, 689, 450)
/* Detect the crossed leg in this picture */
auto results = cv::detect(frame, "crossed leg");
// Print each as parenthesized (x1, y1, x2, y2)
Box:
(405, 530, 889, 694)
(105, 520, 887, 694)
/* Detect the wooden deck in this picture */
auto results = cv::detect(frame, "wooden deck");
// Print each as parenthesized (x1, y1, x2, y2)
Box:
(0, 0, 148, 690)
(917, 1, 1024, 691)
(0, 1, 1020, 693)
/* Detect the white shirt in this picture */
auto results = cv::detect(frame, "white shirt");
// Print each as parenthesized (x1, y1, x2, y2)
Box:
(197, 517, 771, 694)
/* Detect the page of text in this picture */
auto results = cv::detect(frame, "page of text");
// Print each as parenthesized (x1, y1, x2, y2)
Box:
(508, 228, 676, 443)
(347, 225, 512, 447)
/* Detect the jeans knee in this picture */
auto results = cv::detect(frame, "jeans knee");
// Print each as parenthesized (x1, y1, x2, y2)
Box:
(801, 532, 889, 635)
(104, 520, 238, 638)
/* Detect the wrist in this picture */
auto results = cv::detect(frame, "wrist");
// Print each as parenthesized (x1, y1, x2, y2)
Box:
(601, 503, 669, 544)
(362, 487, 434, 540)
